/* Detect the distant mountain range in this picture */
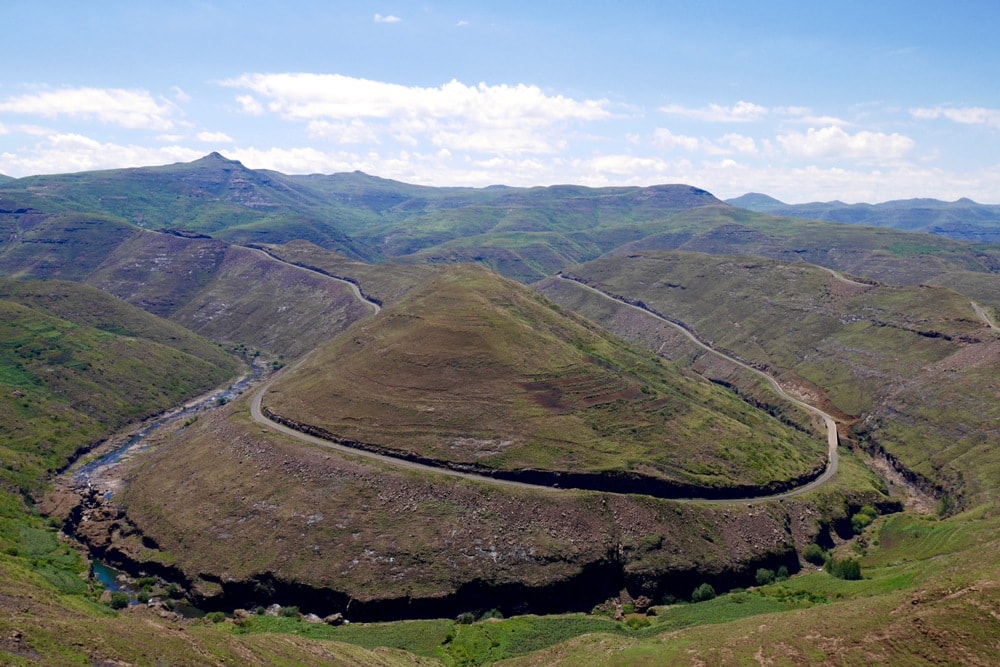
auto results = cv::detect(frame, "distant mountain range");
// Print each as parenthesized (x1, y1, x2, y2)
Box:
(727, 192, 1000, 243)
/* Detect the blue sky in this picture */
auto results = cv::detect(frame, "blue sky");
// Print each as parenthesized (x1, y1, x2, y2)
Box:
(2, 1, 999, 203)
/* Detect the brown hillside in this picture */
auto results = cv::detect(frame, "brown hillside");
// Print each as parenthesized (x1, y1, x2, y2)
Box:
(264, 264, 824, 490)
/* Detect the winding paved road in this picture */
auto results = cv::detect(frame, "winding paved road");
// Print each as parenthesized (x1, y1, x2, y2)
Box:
(244, 252, 841, 503)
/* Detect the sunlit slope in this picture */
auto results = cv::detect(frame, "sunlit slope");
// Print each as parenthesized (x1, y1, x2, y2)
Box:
(0, 279, 239, 494)
(539, 250, 1000, 508)
(265, 264, 824, 491)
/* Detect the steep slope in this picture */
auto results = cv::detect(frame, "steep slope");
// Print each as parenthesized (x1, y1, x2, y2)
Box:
(0, 217, 384, 357)
(538, 251, 1000, 509)
(0, 280, 239, 494)
(265, 263, 825, 492)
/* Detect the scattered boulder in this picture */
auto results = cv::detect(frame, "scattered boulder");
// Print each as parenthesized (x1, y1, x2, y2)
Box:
(323, 613, 345, 626)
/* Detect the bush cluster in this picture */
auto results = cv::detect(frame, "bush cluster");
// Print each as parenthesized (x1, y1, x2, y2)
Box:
(691, 583, 716, 602)
(803, 543, 826, 565)
(825, 556, 862, 580)
(851, 505, 878, 534)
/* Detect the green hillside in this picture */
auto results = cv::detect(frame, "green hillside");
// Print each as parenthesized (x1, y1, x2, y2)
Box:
(538, 251, 1000, 509)
(0, 157, 999, 664)
(0, 280, 239, 495)
(267, 264, 824, 491)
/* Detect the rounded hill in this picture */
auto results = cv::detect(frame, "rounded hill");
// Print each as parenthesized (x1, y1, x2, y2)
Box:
(263, 264, 825, 492)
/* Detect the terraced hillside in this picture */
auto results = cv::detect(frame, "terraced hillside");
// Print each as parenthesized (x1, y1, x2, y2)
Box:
(0, 214, 382, 358)
(264, 264, 825, 493)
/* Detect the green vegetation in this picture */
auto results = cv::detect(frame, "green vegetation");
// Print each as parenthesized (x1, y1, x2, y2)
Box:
(267, 264, 824, 489)
(803, 542, 826, 565)
(690, 583, 716, 602)
(1, 156, 999, 663)
(541, 250, 1000, 507)
(825, 556, 863, 580)
(851, 504, 878, 534)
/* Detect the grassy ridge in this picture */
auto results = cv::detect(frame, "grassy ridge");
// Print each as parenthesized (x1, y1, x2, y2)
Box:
(540, 250, 1000, 506)
(268, 264, 824, 488)
(0, 282, 239, 494)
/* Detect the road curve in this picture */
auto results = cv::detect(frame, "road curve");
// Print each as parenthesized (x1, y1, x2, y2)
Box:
(244, 261, 840, 503)
(240, 245, 382, 314)
(249, 372, 553, 492)
(555, 275, 840, 501)
(972, 302, 999, 330)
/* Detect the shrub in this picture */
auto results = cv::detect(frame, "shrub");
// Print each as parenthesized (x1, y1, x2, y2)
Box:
(825, 557, 862, 580)
(479, 608, 503, 621)
(109, 592, 129, 610)
(755, 568, 775, 586)
(691, 583, 716, 603)
(776, 565, 789, 581)
(253, 606, 266, 616)
(803, 543, 826, 566)
(278, 605, 300, 618)
(625, 615, 651, 630)
(851, 505, 878, 534)
(205, 611, 226, 624)
(456, 612, 476, 625)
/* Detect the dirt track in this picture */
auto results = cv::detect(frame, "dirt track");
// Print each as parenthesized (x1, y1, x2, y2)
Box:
(245, 255, 841, 504)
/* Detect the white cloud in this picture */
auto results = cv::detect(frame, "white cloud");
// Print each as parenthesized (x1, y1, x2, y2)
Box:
(777, 126, 914, 162)
(0, 87, 177, 130)
(374, 13, 401, 23)
(457, 20, 469, 28)
(196, 131, 234, 143)
(719, 133, 757, 155)
(776, 106, 849, 126)
(0, 133, 200, 176)
(235, 95, 264, 115)
(660, 100, 768, 122)
(307, 119, 379, 144)
(223, 73, 610, 154)
(912, 106, 1000, 128)
(225, 74, 609, 123)
(652, 128, 700, 151)
(171, 86, 191, 103)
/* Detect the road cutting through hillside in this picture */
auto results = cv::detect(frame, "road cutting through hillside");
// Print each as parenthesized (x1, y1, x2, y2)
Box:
(240, 244, 383, 313)
(972, 302, 999, 330)
(555, 274, 840, 498)
(245, 256, 839, 503)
